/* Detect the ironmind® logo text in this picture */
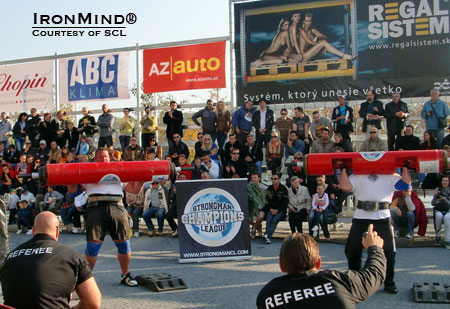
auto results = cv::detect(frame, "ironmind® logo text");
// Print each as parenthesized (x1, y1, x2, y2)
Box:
(32, 13, 137, 37)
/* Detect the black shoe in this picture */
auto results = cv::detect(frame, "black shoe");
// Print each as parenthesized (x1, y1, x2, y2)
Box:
(121, 272, 138, 287)
(384, 285, 398, 294)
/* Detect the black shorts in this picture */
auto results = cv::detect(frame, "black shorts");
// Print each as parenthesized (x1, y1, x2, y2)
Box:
(86, 202, 130, 241)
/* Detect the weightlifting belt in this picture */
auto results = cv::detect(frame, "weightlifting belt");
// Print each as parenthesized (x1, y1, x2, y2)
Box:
(357, 200, 389, 211)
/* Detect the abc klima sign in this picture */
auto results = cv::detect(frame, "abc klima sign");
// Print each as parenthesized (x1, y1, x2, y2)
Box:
(143, 41, 226, 93)
(368, 0, 449, 39)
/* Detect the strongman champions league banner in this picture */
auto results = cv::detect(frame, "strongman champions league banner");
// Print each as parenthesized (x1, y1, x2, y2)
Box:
(176, 179, 251, 263)
(142, 41, 226, 93)
(234, 0, 450, 105)
(59, 51, 130, 104)
(0, 60, 53, 112)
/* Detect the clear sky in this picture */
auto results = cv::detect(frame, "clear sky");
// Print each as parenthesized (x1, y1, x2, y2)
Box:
(0, 0, 232, 110)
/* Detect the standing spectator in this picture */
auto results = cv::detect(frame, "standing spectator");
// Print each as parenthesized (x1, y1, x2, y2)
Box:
(0, 112, 12, 149)
(311, 128, 335, 153)
(331, 95, 354, 142)
(275, 108, 292, 144)
(232, 100, 254, 146)
(143, 180, 169, 236)
(263, 173, 288, 244)
(15, 200, 34, 235)
(421, 89, 449, 146)
(223, 147, 247, 179)
(215, 100, 231, 151)
(122, 136, 145, 161)
(421, 131, 438, 150)
(310, 111, 333, 141)
(360, 127, 388, 152)
(266, 131, 284, 178)
(243, 134, 263, 176)
(47, 141, 62, 164)
(284, 131, 305, 158)
(77, 107, 97, 137)
(163, 101, 183, 149)
(145, 138, 163, 160)
(7, 188, 19, 225)
(64, 122, 79, 152)
(140, 106, 157, 151)
(395, 125, 421, 150)
(38, 113, 53, 146)
(26, 108, 41, 148)
(97, 104, 114, 148)
(192, 99, 217, 141)
(432, 175, 450, 248)
(165, 175, 185, 237)
(384, 92, 409, 150)
(12, 112, 28, 152)
(51, 110, 68, 148)
(248, 173, 267, 238)
(119, 108, 135, 152)
(252, 99, 274, 148)
(442, 125, 450, 148)
(126, 190, 145, 237)
(169, 133, 189, 166)
(288, 176, 311, 234)
(291, 107, 311, 148)
(309, 184, 331, 240)
(359, 90, 384, 135)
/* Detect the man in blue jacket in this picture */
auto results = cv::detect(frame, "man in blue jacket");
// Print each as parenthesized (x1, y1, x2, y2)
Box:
(421, 89, 449, 146)
(232, 100, 255, 145)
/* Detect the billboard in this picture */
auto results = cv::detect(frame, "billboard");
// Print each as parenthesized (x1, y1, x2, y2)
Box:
(234, 0, 450, 105)
(59, 51, 130, 104)
(0, 60, 53, 112)
(176, 179, 251, 263)
(143, 41, 226, 93)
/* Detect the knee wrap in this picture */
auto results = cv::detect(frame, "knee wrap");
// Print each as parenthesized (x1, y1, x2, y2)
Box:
(115, 240, 131, 255)
(85, 242, 102, 257)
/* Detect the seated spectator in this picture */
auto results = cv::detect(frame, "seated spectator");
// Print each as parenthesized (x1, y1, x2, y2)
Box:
(86, 137, 96, 162)
(242, 134, 263, 176)
(200, 134, 220, 165)
(248, 173, 267, 238)
(21, 139, 36, 159)
(20, 185, 35, 208)
(143, 180, 169, 236)
(395, 125, 421, 150)
(222, 133, 243, 164)
(288, 176, 311, 234)
(145, 148, 160, 161)
(309, 184, 331, 240)
(421, 131, 438, 150)
(169, 133, 189, 166)
(75, 135, 89, 159)
(4, 144, 20, 166)
(441, 125, 450, 148)
(432, 175, 450, 249)
(64, 122, 79, 152)
(7, 188, 19, 225)
(178, 154, 192, 180)
(359, 127, 387, 152)
(15, 153, 30, 187)
(59, 146, 70, 163)
(194, 132, 204, 159)
(39, 186, 64, 214)
(390, 189, 427, 239)
(192, 156, 208, 180)
(122, 136, 145, 161)
(263, 173, 288, 244)
(201, 154, 220, 179)
(60, 184, 84, 233)
(145, 138, 163, 160)
(47, 141, 62, 164)
(266, 131, 284, 179)
(223, 148, 247, 179)
(284, 131, 305, 159)
(310, 128, 334, 153)
(310, 110, 333, 141)
(333, 133, 353, 152)
(165, 174, 186, 237)
(16, 200, 34, 235)
(126, 189, 145, 237)
(1, 164, 18, 195)
(286, 153, 307, 187)
(66, 152, 76, 164)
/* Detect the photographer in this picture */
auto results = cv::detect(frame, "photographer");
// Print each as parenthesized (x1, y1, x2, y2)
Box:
(432, 175, 450, 249)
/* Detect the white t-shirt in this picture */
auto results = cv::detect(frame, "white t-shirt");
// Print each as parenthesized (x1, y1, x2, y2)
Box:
(84, 183, 125, 196)
(349, 174, 401, 220)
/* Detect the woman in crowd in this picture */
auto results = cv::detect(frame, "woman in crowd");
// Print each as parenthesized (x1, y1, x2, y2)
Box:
(21, 139, 35, 158)
(421, 131, 438, 150)
(334, 133, 353, 152)
(266, 131, 284, 178)
(201, 134, 219, 165)
(432, 175, 450, 249)
(59, 146, 70, 163)
(12, 112, 28, 152)
(215, 101, 231, 151)
(47, 141, 61, 164)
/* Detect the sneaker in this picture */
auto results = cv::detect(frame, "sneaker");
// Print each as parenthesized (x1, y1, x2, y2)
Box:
(26, 229, 33, 235)
(133, 231, 139, 238)
(445, 242, 450, 250)
(16, 229, 22, 235)
(394, 230, 399, 238)
(384, 284, 398, 294)
(72, 228, 82, 234)
(312, 225, 319, 238)
(263, 235, 271, 244)
(154, 231, 162, 236)
(406, 233, 414, 239)
(121, 272, 138, 287)
(171, 230, 178, 237)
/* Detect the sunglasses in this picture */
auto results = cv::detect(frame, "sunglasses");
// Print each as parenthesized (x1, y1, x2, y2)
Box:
(152, 182, 159, 185)
(25, 142, 31, 145)
(369, 132, 377, 134)
(232, 152, 239, 155)
(281, 113, 287, 115)
(271, 177, 279, 180)
(271, 136, 278, 138)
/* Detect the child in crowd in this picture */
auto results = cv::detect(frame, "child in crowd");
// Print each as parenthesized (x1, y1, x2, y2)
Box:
(309, 184, 331, 240)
